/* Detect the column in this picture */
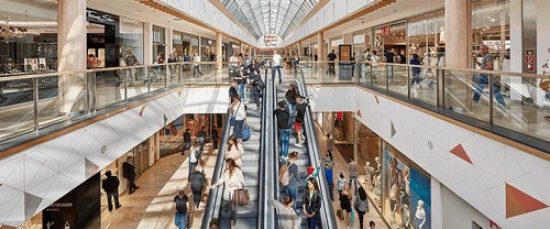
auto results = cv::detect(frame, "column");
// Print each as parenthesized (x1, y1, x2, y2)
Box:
(143, 22, 153, 65)
(198, 36, 202, 57)
(216, 32, 223, 67)
(509, 0, 523, 100)
(166, 28, 173, 56)
(240, 42, 244, 54)
(343, 34, 353, 44)
(298, 41, 303, 56)
(445, 0, 472, 68)
(57, 0, 87, 113)
(318, 32, 325, 61)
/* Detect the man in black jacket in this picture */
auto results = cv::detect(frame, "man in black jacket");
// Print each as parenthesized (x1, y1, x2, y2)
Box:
(182, 129, 191, 154)
(211, 126, 219, 150)
(197, 127, 207, 153)
(122, 157, 140, 195)
(274, 101, 291, 160)
(102, 171, 122, 211)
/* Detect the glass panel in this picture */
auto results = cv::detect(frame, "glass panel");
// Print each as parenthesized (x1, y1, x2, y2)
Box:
(0, 77, 36, 139)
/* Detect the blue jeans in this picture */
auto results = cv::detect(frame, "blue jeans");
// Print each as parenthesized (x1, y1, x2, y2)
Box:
(472, 75, 506, 106)
(285, 185, 299, 210)
(234, 120, 244, 140)
(288, 102, 296, 126)
(411, 72, 421, 85)
(193, 65, 202, 77)
(273, 66, 282, 83)
(175, 212, 187, 229)
(349, 175, 358, 195)
(107, 192, 120, 211)
(328, 183, 334, 200)
(307, 213, 318, 229)
(238, 83, 246, 99)
(279, 129, 291, 157)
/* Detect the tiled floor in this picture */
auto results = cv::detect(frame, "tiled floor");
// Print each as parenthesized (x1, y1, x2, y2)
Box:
(315, 124, 389, 229)
(101, 144, 217, 229)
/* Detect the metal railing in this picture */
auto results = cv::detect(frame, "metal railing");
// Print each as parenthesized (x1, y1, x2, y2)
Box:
(258, 64, 274, 228)
(295, 60, 550, 153)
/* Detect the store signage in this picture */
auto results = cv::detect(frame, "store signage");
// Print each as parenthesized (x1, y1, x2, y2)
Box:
(381, 26, 391, 36)
(263, 34, 279, 46)
(43, 199, 77, 229)
(87, 9, 118, 23)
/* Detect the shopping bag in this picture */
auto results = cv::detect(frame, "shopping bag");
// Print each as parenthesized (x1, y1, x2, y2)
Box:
(350, 209, 355, 226)
(231, 188, 251, 207)
(336, 209, 344, 221)
(242, 123, 251, 141)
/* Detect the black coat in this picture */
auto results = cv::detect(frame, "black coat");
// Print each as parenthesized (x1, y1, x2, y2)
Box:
(102, 175, 120, 193)
(122, 162, 136, 179)
(303, 190, 322, 215)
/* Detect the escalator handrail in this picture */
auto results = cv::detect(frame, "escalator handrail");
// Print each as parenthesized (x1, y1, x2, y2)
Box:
(201, 110, 232, 229)
(295, 65, 338, 229)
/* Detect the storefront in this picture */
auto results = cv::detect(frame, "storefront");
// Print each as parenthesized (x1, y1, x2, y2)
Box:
(0, 1, 58, 76)
(152, 25, 165, 63)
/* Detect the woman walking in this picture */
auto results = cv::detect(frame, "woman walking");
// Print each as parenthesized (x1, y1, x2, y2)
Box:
(209, 159, 244, 229)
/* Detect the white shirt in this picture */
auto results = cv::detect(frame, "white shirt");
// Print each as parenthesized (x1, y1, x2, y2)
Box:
(273, 54, 282, 66)
(216, 168, 245, 200)
(230, 56, 239, 67)
(226, 143, 244, 167)
(233, 101, 246, 121)
(193, 56, 201, 66)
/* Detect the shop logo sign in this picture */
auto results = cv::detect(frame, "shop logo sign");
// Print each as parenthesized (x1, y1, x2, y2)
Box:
(87, 10, 116, 23)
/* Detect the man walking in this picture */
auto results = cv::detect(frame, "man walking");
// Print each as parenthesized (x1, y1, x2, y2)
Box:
(102, 171, 122, 211)
(274, 101, 291, 160)
(349, 157, 359, 195)
(124, 49, 140, 86)
(189, 165, 206, 209)
(325, 163, 334, 201)
(122, 157, 140, 195)
(182, 128, 191, 154)
(174, 190, 189, 229)
(273, 51, 283, 84)
(193, 52, 203, 77)
(327, 50, 337, 76)
(473, 45, 506, 107)
(197, 127, 207, 153)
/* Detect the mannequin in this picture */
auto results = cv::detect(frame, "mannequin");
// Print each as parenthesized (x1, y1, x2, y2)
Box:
(389, 184, 398, 226)
(373, 174, 382, 200)
(375, 157, 381, 175)
(365, 161, 374, 186)
(415, 200, 427, 229)
(402, 204, 411, 229)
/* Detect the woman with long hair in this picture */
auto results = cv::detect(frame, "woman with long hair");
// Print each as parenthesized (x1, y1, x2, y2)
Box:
(231, 94, 246, 141)
(355, 186, 370, 229)
(225, 135, 244, 167)
(340, 184, 353, 229)
(272, 195, 300, 229)
(210, 158, 244, 229)
(302, 177, 321, 229)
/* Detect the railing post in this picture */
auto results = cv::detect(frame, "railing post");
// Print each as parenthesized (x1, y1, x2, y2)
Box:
(33, 78, 39, 131)
(385, 65, 389, 93)
(147, 66, 151, 93)
(123, 69, 128, 100)
(370, 64, 373, 87)
(165, 64, 169, 88)
(87, 72, 97, 112)
(407, 65, 411, 99)
(489, 74, 494, 124)
(437, 69, 445, 108)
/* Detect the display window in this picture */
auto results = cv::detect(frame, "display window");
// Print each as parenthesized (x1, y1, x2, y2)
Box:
(407, 10, 445, 70)
(383, 143, 431, 229)
(472, 0, 510, 71)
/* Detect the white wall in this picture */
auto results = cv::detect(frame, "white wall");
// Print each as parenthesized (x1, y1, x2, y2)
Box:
(442, 185, 491, 229)
(0, 87, 229, 227)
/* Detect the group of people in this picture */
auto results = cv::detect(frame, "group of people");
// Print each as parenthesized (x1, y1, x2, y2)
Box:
(101, 156, 140, 212)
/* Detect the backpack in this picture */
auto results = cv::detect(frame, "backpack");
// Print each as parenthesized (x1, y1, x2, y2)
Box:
(255, 78, 265, 91)
(279, 164, 290, 186)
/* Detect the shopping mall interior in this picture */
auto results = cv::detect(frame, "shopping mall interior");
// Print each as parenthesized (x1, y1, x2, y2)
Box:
(0, 0, 549, 228)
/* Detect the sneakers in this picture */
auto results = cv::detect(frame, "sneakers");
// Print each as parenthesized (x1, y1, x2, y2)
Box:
(294, 143, 302, 147)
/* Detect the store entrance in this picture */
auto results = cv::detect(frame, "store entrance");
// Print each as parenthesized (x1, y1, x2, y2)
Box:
(87, 22, 119, 68)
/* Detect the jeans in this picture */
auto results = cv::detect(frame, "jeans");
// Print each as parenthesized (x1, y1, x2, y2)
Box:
(238, 83, 246, 99)
(288, 102, 296, 126)
(273, 66, 282, 84)
(251, 91, 261, 109)
(198, 136, 205, 153)
(192, 189, 202, 209)
(358, 210, 366, 229)
(107, 192, 121, 211)
(349, 175, 358, 195)
(128, 176, 138, 194)
(328, 183, 334, 200)
(175, 212, 187, 229)
(472, 75, 506, 106)
(285, 185, 299, 210)
(328, 63, 335, 76)
(307, 213, 319, 229)
(126, 68, 136, 86)
(193, 65, 203, 77)
(189, 161, 197, 178)
(279, 129, 291, 158)
(234, 120, 244, 140)
(411, 72, 421, 85)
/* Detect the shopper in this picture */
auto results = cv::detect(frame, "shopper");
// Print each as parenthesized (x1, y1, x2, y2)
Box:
(275, 101, 291, 160)
(209, 159, 245, 229)
(102, 171, 121, 211)
(369, 221, 378, 229)
(410, 54, 422, 89)
(272, 195, 301, 229)
(225, 135, 244, 167)
(273, 51, 283, 84)
(211, 125, 219, 150)
(384, 48, 397, 79)
(193, 52, 203, 77)
(188, 141, 200, 178)
(173, 190, 189, 229)
(210, 218, 220, 229)
(122, 157, 139, 195)
(294, 96, 308, 147)
(229, 81, 239, 105)
(231, 94, 247, 141)
(340, 184, 353, 229)
(235, 65, 248, 100)
(285, 84, 301, 127)
(303, 177, 321, 229)
(325, 163, 334, 201)
(337, 172, 345, 198)
(349, 157, 359, 195)
(286, 151, 300, 210)
(182, 128, 191, 153)
(326, 134, 334, 161)
(355, 186, 370, 229)
(327, 50, 337, 76)
(473, 45, 506, 107)
(197, 127, 207, 153)
(189, 165, 206, 209)
(250, 72, 263, 110)
(124, 49, 140, 86)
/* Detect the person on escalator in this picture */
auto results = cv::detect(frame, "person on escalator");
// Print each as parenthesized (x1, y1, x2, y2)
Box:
(251, 74, 263, 110)
(275, 101, 291, 160)
(209, 159, 244, 229)
(225, 135, 244, 167)
(286, 151, 300, 211)
(231, 94, 247, 141)
(272, 195, 301, 229)
(303, 177, 322, 229)
(285, 84, 301, 127)
(294, 96, 308, 147)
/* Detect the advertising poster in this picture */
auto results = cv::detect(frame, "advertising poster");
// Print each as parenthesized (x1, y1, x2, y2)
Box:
(410, 168, 431, 229)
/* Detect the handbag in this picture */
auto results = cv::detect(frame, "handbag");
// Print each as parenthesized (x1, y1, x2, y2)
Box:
(336, 208, 344, 221)
(231, 183, 250, 207)
(242, 122, 251, 141)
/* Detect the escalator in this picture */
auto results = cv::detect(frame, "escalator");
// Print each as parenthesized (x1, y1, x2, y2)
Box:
(202, 66, 270, 229)
(271, 66, 337, 228)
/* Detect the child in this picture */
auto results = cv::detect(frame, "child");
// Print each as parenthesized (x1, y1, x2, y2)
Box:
(337, 172, 346, 198)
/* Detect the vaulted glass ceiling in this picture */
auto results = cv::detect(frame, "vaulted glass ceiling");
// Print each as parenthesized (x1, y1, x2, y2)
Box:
(219, 0, 319, 39)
